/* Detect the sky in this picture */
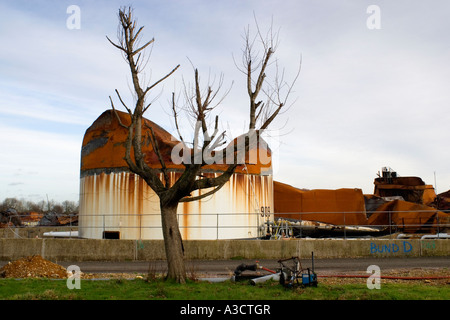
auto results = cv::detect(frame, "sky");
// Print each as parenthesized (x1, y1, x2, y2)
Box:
(0, 0, 449, 203)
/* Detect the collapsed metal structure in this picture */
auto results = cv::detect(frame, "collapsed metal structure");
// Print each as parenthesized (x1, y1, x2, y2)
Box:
(273, 167, 450, 238)
(78, 111, 449, 240)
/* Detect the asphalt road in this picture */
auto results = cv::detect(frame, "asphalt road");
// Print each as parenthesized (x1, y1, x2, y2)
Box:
(47, 256, 450, 276)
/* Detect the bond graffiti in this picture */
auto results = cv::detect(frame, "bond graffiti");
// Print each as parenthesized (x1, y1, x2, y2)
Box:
(370, 241, 412, 254)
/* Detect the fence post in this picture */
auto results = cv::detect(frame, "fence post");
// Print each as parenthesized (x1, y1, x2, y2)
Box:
(299, 212, 303, 238)
(343, 211, 346, 239)
(389, 211, 392, 238)
(436, 214, 440, 238)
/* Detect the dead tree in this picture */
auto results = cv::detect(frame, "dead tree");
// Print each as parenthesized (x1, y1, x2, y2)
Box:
(107, 7, 299, 283)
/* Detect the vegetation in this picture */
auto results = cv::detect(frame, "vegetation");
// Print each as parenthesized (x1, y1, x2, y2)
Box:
(0, 197, 78, 215)
(0, 278, 448, 300)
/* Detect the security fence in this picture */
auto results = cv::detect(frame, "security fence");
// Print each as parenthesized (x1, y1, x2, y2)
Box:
(1, 210, 449, 240)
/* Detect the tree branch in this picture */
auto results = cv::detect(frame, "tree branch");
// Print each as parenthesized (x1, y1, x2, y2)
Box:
(145, 123, 170, 188)
(171, 92, 185, 144)
(179, 182, 227, 202)
(115, 89, 133, 115)
(144, 64, 180, 96)
(109, 96, 130, 129)
(191, 164, 237, 191)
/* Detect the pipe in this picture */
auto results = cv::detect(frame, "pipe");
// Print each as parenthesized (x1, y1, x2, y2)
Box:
(43, 231, 79, 238)
(250, 272, 285, 285)
(318, 275, 450, 280)
(255, 260, 277, 274)
(421, 233, 450, 239)
(260, 266, 277, 274)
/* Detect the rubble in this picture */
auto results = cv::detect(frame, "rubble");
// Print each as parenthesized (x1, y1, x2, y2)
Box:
(38, 212, 61, 226)
(0, 208, 23, 227)
(0, 255, 68, 279)
(436, 190, 450, 211)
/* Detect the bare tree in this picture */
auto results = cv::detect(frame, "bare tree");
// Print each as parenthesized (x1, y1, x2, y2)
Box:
(61, 200, 78, 214)
(1, 198, 24, 212)
(235, 17, 301, 131)
(107, 7, 299, 283)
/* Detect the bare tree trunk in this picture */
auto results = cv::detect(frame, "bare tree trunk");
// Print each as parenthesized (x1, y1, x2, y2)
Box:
(160, 199, 186, 284)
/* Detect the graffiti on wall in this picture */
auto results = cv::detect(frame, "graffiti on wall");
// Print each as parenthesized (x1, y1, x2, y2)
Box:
(370, 240, 438, 254)
(370, 241, 413, 254)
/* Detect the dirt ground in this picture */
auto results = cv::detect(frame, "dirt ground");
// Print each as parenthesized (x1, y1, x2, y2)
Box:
(1, 255, 449, 287)
(318, 268, 450, 286)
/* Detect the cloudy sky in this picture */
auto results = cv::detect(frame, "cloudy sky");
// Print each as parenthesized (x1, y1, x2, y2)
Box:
(0, 0, 449, 203)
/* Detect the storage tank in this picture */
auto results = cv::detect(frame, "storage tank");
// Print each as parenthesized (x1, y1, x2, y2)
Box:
(79, 110, 273, 240)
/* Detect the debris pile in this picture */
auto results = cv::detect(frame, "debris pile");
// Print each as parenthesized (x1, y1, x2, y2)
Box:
(0, 208, 23, 227)
(0, 255, 68, 279)
(273, 167, 450, 236)
(38, 212, 60, 226)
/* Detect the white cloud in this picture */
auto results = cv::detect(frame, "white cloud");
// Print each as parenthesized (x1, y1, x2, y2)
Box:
(0, 0, 449, 203)
(0, 122, 81, 201)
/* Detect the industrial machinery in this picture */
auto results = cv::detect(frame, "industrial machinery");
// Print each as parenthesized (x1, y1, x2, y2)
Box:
(278, 253, 317, 288)
(230, 252, 318, 288)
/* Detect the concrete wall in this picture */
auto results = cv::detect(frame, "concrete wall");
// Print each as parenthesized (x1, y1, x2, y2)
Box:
(0, 238, 448, 261)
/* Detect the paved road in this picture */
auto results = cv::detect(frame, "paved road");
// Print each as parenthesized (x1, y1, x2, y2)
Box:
(47, 256, 449, 276)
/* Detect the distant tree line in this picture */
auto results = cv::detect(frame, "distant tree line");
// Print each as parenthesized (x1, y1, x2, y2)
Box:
(0, 197, 79, 215)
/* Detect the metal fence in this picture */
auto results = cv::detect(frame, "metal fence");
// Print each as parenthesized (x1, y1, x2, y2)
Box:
(273, 210, 450, 239)
(2, 210, 449, 240)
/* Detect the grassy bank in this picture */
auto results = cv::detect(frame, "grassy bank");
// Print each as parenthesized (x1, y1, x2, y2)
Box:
(0, 278, 448, 300)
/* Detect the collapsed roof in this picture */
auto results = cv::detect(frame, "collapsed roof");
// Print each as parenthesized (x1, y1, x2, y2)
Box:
(81, 109, 272, 176)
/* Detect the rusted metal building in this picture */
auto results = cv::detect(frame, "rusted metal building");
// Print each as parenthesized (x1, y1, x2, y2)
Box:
(373, 167, 436, 205)
(79, 110, 273, 240)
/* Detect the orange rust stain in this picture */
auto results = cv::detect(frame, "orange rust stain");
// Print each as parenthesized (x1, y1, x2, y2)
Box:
(80, 171, 274, 240)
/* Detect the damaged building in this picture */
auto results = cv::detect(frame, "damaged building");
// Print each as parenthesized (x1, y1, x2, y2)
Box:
(78, 110, 273, 240)
(373, 167, 436, 205)
(78, 110, 449, 240)
(273, 167, 449, 237)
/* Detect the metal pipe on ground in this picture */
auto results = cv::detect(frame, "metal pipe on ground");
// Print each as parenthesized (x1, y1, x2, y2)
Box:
(250, 272, 285, 285)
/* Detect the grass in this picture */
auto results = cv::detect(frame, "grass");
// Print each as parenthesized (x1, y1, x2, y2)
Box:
(0, 278, 448, 300)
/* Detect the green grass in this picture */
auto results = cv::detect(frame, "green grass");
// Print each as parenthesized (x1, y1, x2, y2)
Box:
(0, 278, 448, 300)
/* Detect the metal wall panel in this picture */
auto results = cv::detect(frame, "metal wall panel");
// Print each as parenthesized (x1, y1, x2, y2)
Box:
(79, 171, 273, 240)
